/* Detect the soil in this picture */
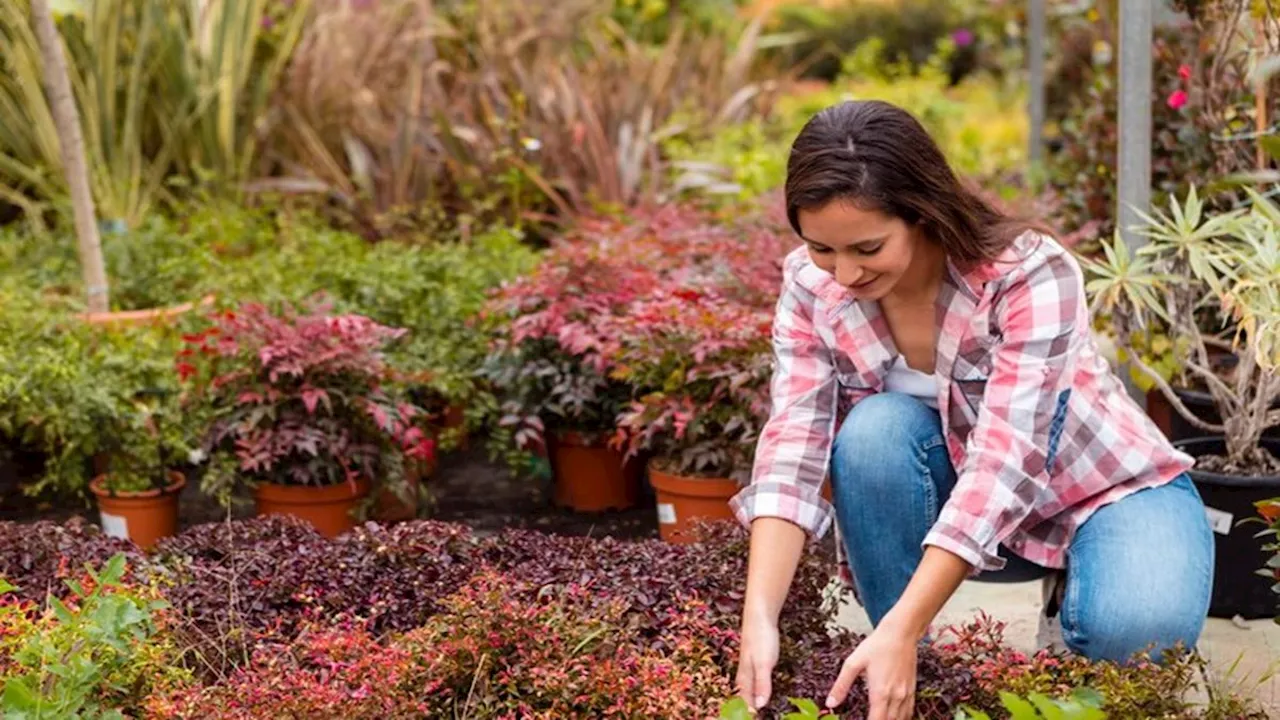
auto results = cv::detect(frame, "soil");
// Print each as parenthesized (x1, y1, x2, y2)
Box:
(1192, 450, 1280, 478)
(0, 443, 662, 541)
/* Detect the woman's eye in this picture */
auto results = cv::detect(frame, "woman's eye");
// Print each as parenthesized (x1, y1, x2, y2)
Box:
(856, 244, 883, 256)
(808, 245, 834, 255)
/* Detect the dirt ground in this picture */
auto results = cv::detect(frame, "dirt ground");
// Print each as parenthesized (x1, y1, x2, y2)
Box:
(0, 443, 663, 540)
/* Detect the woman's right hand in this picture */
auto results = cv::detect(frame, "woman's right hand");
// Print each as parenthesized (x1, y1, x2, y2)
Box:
(736, 611, 781, 711)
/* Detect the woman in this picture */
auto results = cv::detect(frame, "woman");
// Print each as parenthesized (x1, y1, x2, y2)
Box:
(729, 100, 1213, 720)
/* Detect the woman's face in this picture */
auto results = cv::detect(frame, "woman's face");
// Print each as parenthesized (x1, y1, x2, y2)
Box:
(796, 200, 929, 301)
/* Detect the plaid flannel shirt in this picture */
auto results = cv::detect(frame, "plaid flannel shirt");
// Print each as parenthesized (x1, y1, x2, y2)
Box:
(730, 232, 1193, 585)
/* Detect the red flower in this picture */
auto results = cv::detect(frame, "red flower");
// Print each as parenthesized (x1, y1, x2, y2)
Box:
(1178, 64, 1191, 81)
(1167, 89, 1188, 109)
(176, 361, 197, 381)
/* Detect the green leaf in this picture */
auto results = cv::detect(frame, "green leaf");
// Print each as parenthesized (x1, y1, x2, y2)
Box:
(100, 553, 127, 586)
(49, 595, 74, 624)
(1, 676, 39, 711)
(0, 578, 16, 594)
(719, 696, 753, 720)
(1029, 693, 1066, 720)
(1260, 136, 1280, 164)
(1000, 691, 1040, 719)
(786, 697, 822, 719)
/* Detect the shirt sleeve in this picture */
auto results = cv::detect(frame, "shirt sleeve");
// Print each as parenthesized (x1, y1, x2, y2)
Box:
(729, 252, 839, 539)
(924, 248, 1084, 573)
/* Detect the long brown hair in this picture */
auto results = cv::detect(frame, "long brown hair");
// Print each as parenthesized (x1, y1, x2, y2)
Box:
(784, 100, 1046, 268)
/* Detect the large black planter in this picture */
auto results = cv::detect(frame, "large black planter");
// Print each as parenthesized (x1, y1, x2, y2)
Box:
(1148, 387, 1280, 443)
(1174, 437, 1280, 620)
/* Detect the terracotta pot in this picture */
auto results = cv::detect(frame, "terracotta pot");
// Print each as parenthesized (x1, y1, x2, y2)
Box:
(549, 431, 639, 512)
(78, 294, 216, 328)
(254, 479, 371, 538)
(444, 404, 469, 450)
(90, 471, 185, 550)
(374, 457, 434, 523)
(648, 461, 740, 544)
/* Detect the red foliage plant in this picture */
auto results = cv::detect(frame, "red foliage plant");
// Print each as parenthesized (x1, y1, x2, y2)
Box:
(179, 300, 434, 494)
(145, 571, 736, 720)
(482, 203, 796, 478)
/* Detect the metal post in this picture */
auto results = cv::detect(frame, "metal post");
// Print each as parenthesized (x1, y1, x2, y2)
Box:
(1117, 3, 1153, 249)
(1027, 0, 1046, 169)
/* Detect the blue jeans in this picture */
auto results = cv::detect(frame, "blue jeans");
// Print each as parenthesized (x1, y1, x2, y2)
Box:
(830, 392, 1214, 663)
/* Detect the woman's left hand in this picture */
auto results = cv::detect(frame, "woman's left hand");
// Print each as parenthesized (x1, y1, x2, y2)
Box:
(825, 620, 918, 720)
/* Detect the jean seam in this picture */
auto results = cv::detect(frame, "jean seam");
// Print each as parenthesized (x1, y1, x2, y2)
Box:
(1061, 548, 1081, 648)
(914, 451, 937, 523)
(913, 435, 944, 521)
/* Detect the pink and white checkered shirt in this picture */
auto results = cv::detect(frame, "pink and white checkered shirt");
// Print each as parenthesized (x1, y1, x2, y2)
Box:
(730, 232, 1193, 585)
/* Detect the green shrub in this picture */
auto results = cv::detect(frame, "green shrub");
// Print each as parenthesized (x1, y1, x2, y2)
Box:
(0, 206, 537, 484)
(0, 290, 187, 500)
(766, 0, 1021, 83)
(0, 554, 192, 719)
(664, 39, 1029, 204)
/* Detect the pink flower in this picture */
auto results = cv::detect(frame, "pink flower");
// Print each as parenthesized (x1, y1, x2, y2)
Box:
(1167, 89, 1188, 109)
(1178, 64, 1192, 81)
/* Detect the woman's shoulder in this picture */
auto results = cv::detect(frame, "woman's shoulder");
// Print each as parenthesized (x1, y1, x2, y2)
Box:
(781, 245, 841, 303)
(972, 230, 1084, 301)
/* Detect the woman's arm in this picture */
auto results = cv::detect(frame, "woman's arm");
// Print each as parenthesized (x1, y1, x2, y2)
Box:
(732, 248, 840, 710)
(824, 547, 970, 719)
(737, 517, 808, 709)
(879, 546, 970, 640)
(742, 517, 809, 627)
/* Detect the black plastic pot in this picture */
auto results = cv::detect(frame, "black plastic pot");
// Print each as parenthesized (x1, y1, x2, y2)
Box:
(1148, 388, 1280, 443)
(1174, 437, 1280, 620)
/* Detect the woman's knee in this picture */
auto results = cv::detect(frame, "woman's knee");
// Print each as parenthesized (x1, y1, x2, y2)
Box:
(1061, 477, 1213, 664)
(831, 393, 942, 492)
(1063, 598, 1206, 664)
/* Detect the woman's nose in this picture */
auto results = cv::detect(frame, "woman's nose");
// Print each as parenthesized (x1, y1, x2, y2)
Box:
(835, 257, 863, 288)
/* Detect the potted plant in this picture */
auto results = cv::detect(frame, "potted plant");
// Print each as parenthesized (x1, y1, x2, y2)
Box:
(178, 300, 435, 537)
(1085, 186, 1280, 619)
(479, 229, 664, 513)
(89, 390, 194, 550)
(613, 285, 778, 543)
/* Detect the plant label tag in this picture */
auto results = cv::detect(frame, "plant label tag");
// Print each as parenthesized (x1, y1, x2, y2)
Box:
(657, 502, 677, 525)
(100, 512, 128, 540)
(1204, 506, 1233, 536)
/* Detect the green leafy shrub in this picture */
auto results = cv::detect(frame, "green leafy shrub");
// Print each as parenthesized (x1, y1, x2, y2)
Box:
(766, 0, 1022, 83)
(0, 211, 535, 499)
(0, 554, 192, 719)
(0, 290, 187, 500)
(667, 39, 1029, 204)
(937, 614, 1271, 719)
(1042, 2, 1274, 248)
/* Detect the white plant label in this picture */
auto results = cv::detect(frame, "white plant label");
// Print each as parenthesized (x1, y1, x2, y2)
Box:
(657, 503, 677, 525)
(1204, 506, 1233, 536)
(100, 512, 129, 540)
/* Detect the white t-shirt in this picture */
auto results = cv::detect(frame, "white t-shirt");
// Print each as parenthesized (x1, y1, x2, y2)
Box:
(884, 355, 939, 408)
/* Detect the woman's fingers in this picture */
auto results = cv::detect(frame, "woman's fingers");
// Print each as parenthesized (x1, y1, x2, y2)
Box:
(752, 659, 773, 710)
(735, 657, 754, 705)
(825, 648, 866, 709)
(886, 687, 913, 720)
(735, 654, 773, 710)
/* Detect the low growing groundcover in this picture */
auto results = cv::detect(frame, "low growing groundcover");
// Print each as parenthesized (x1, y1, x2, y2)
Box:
(0, 517, 1269, 719)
